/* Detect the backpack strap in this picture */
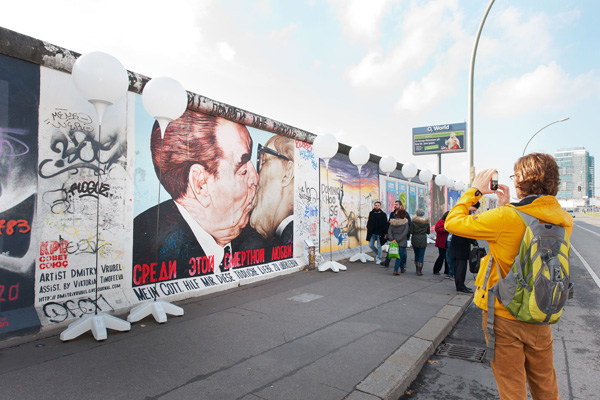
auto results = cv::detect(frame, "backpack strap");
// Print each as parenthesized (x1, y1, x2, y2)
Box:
(481, 253, 497, 361)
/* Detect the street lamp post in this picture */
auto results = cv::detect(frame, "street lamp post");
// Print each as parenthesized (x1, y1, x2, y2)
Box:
(468, 0, 496, 185)
(522, 117, 570, 156)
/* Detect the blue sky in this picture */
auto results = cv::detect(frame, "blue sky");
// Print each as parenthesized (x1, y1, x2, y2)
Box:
(2, 0, 599, 196)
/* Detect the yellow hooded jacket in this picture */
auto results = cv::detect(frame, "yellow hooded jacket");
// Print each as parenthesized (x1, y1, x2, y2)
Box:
(445, 187, 573, 320)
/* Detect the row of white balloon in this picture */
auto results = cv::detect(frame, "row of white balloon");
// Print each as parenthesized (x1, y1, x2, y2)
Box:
(435, 175, 469, 192)
(312, 134, 467, 191)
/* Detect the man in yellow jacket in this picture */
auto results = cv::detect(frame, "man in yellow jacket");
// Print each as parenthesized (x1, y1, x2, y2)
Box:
(445, 153, 573, 400)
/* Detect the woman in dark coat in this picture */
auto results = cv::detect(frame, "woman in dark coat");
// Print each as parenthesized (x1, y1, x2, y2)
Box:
(409, 209, 430, 276)
(387, 208, 410, 275)
(433, 211, 449, 275)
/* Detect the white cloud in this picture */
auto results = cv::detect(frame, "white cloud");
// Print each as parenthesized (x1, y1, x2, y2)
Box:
(345, 0, 460, 90)
(395, 19, 469, 113)
(217, 42, 236, 61)
(333, 0, 393, 43)
(480, 62, 600, 118)
(269, 24, 299, 44)
(495, 6, 553, 63)
(0, 0, 207, 78)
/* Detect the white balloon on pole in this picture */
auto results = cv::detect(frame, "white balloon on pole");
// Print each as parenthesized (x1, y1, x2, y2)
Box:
(312, 134, 339, 167)
(72, 51, 129, 124)
(418, 169, 433, 183)
(379, 155, 397, 176)
(434, 174, 447, 187)
(456, 181, 466, 192)
(349, 145, 370, 174)
(402, 163, 418, 180)
(142, 77, 188, 138)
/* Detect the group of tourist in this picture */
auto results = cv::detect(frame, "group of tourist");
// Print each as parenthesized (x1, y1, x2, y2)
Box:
(365, 199, 476, 293)
(366, 153, 570, 399)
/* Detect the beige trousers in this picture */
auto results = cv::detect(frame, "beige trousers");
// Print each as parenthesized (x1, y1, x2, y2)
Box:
(482, 311, 560, 400)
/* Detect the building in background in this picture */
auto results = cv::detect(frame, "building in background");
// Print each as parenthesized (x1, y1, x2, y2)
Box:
(555, 147, 596, 211)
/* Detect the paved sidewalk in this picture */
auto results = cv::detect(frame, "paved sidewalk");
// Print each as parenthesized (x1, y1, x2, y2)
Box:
(0, 244, 473, 400)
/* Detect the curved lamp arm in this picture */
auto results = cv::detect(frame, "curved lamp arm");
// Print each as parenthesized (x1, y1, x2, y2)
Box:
(522, 117, 569, 156)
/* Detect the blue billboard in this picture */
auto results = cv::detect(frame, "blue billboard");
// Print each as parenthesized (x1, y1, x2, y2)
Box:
(412, 122, 467, 155)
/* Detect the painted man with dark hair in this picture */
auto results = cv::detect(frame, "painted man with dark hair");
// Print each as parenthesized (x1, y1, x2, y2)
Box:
(133, 109, 259, 285)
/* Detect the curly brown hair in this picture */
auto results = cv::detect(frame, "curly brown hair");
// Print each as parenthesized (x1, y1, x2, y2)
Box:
(514, 153, 560, 196)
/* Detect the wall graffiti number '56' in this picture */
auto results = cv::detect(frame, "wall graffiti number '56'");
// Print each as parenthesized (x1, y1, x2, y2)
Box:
(42, 294, 114, 323)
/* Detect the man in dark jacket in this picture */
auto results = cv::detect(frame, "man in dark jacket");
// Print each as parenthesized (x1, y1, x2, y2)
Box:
(366, 201, 388, 264)
(449, 202, 480, 293)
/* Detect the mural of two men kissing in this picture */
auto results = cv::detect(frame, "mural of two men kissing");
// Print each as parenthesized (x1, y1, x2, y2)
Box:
(132, 108, 295, 288)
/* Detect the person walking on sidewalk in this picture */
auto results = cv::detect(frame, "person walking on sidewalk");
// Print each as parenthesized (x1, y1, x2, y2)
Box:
(409, 209, 430, 276)
(448, 201, 479, 293)
(366, 201, 388, 264)
(387, 205, 410, 275)
(381, 201, 411, 267)
(433, 211, 449, 275)
(445, 153, 572, 400)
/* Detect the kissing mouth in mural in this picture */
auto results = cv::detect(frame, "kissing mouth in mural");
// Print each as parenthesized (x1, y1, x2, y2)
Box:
(229, 188, 256, 237)
(0, 194, 36, 274)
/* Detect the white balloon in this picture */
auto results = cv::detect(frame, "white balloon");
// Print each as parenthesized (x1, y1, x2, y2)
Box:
(349, 145, 370, 166)
(402, 163, 418, 179)
(312, 134, 339, 160)
(142, 77, 188, 137)
(418, 169, 433, 183)
(379, 155, 397, 175)
(456, 181, 466, 191)
(72, 51, 129, 123)
(434, 174, 446, 186)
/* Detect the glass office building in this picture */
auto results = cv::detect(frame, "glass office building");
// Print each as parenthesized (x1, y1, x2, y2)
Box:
(555, 147, 595, 201)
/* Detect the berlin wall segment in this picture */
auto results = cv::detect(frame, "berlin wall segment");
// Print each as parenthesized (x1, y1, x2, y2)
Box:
(0, 27, 431, 341)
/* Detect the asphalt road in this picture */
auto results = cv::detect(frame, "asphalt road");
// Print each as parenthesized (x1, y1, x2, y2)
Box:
(400, 214, 600, 400)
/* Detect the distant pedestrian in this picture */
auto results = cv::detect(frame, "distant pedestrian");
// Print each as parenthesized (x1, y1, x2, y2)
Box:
(409, 209, 430, 276)
(381, 201, 411, 267)
(387, 202, 410, 275)
(445, 233, 455, 280)
(366, 201, 388, 264)
(449, 202, 480, 293)
(445, 154, 572, 399)
(433, 211, 449, 275)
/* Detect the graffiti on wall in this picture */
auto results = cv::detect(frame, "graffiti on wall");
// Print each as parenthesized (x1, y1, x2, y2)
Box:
(294, 140, 319, 258)
(35, 68, 130, 324)
(448, 189, 461, 210)
(379, 175, 427, 219)
(431, 183, 446, 224)
(132, 108, 295, 297)
(0, 54, 41, 337)
(408, 185, 417, 215)
(319, 155, 378, 254)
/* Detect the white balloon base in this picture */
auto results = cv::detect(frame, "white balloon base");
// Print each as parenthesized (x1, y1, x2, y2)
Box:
(127, 300, 184, 324)
(60, 313, 131, 342)
(318, 261, 347, 272)
(349, 253, 374, 263)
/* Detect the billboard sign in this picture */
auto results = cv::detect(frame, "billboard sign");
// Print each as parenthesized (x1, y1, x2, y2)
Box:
(412, 122, 467, 155)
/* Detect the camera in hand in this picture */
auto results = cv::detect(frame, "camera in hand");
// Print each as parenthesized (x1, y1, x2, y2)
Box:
(490, 171, 499, 191)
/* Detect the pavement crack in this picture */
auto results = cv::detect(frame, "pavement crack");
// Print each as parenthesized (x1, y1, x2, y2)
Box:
(561, 337, 574, 400)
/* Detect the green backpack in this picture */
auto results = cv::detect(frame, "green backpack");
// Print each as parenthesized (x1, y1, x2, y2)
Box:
(482, 208, 571, 360)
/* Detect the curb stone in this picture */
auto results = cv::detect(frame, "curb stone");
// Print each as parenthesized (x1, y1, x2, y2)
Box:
(348, 294, 473, 400)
